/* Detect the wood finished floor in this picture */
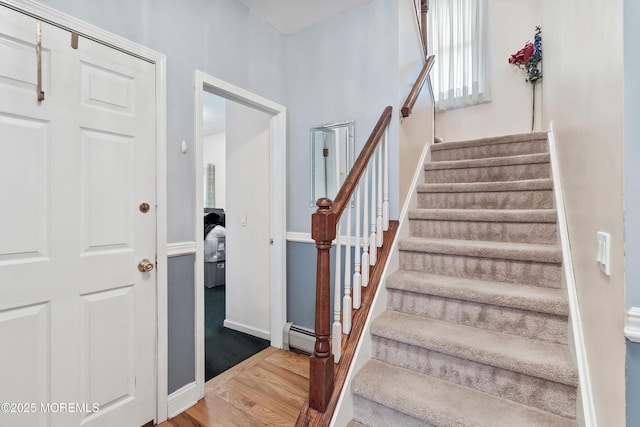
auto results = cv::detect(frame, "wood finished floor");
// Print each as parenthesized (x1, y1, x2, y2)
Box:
(158, 347, 310, 427)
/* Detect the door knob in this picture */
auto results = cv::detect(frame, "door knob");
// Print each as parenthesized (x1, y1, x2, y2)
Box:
(138, 258, 154, 272)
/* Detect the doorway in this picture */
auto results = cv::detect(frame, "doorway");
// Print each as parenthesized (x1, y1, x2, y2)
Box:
(194, 71, 287, 398)
(201, 92, 271, 380)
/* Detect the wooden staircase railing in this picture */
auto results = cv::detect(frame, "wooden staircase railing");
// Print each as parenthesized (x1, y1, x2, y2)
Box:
(296, 221, 398, 427)
(308, 106, 392, 412)
(401, 54, 435, 118)
(298, 2, 438, 424)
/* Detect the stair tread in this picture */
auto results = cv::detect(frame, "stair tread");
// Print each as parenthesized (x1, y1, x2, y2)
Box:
(425, 152, 550, 171)
(398, 236, 562, 263)
(430, 132, 548, 152)
(386, 270, 568, 316)
(408, 208, 557, 223)
(353, 360, 576, 427)
(371, 311, 578, 387)
(417, 178, 553, 193)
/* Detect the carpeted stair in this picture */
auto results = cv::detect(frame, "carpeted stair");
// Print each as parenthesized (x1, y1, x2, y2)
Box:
(349, 132, 579, 426)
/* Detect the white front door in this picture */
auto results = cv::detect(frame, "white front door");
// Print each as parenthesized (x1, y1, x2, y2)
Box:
(0, 6, 157, 427)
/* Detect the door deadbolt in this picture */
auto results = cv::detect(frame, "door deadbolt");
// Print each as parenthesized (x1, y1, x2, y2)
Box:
(139, 202, 150, 213)
(138, 258, 154, 272)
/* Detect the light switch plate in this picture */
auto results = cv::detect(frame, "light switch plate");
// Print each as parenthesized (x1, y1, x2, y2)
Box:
(596, 231, 611, 276)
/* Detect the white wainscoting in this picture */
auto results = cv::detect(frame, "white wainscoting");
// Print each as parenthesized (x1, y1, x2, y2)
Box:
(167, 241, 196, 257)
(625, 307, 640, 343)
(286, 232, 371, 246)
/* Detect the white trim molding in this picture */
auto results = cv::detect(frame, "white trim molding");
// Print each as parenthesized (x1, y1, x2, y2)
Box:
(167, 241, 197, 257)
(0, 0, 169, 423)
(286, 231, 314, 244)
(167, 382, 199, 419)
(286, 232, 371, 246)
(625, 307, 640, 343)
(548, 123, 597, 427)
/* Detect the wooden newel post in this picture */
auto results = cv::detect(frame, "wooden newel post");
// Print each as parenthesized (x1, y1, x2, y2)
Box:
(309, 197, 337, 411)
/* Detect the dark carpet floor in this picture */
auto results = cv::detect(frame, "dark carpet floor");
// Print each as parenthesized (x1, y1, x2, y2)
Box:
(205, 285, 270, 381)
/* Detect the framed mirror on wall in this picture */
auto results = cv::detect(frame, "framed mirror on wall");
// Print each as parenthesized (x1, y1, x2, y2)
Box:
(310, 121, 355, 206)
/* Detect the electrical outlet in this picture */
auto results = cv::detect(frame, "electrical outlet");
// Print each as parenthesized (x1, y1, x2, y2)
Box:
(596, 231, 611, 276)
(241, 213, 247, 226)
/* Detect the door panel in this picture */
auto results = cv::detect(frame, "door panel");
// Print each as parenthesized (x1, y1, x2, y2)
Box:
(0, 29, 50, 95)
(80, 128, 134, 253)
(0, 114, 50, 262)
(80, 286, 135, 409)
(0, 6, 157, 427)
(80, 62, 134, 115)
(0, 303, 50, 427)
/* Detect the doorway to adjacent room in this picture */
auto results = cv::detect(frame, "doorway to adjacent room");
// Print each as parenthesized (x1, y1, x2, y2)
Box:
(194, 71, 287, 397)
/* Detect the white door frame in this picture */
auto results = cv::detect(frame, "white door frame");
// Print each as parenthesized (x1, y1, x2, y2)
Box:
(194, 70, 287, 398)
(0, 0, 169, 423)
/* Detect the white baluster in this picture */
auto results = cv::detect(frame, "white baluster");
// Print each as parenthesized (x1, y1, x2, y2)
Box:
(369, 151, 377, 266)
(362, 166, 370, 287)
(343, 198, 352, 334)
(332, 217, 342, 362)
(377, 144, 383, 248)
(332, 133, 342, 362)
(353, 183, 362, 309)
(383, 126, 390, 231)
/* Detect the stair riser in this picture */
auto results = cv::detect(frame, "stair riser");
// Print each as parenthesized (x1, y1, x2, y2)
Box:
(417, 190, 554, 209)
(424, 162, 550, 184)
(431, 140, 548, 161)
(371, 337, 577, 419)
(352, 395, 435, 427)
(387, 289, 568, 344)
(398, 251, 562, 288)
(409, 219, 558, 244)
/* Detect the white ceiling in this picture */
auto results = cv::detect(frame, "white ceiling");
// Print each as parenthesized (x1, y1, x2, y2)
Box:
(236, 0, 374, 35)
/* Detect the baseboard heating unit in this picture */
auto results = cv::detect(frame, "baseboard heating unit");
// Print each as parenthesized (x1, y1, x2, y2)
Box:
(283, 322, 315, 354)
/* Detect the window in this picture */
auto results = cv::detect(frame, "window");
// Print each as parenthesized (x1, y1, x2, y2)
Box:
(428, 0, 490, 111)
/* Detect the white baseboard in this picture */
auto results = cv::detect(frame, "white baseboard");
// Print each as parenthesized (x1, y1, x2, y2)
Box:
(167, 381, 199, 419)
(167, 241, 196, 257)
(548, 123, 597, 427)
(223, 319, 271, 341)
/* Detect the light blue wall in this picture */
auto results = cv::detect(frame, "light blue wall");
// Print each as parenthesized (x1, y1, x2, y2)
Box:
(287, 241, 328, 330)
(282, 0, 402, 330)
(625, 0, 640, 424)
(624, 0, 640, 309)
(284, 0, 400, 234)
(167, 255, 195, 394)
(36, 0, 286, 244)
(287, 241, 356, 329)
